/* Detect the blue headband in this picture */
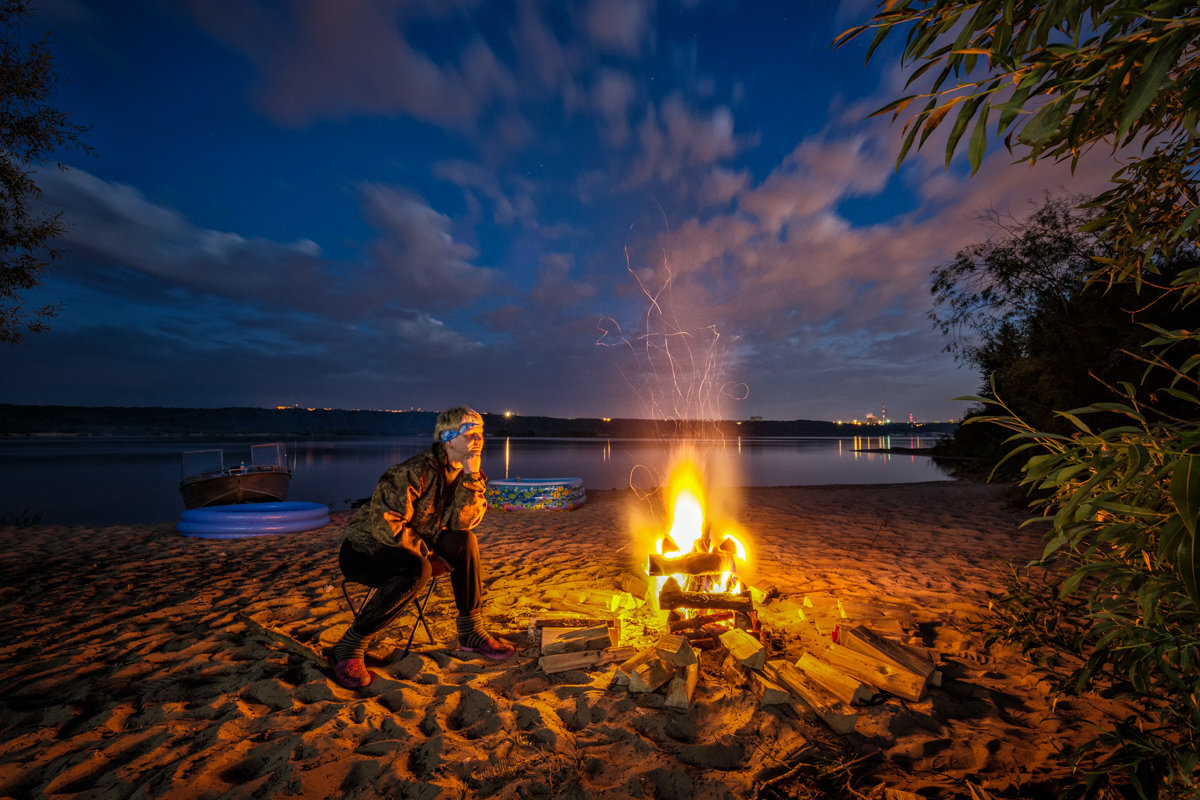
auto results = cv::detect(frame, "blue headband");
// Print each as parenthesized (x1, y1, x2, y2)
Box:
(439, 421, 480, 443)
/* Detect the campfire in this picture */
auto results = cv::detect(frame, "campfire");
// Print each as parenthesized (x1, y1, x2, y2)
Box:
(646, 458, 757, 640)
(532, 452, 944, 729)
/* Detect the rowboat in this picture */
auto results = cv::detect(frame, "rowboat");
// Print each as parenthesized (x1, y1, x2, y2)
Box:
(179, 442, 292, 509)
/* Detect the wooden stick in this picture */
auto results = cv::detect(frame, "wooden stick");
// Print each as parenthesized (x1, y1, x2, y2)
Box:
(236, 613, 326, 667)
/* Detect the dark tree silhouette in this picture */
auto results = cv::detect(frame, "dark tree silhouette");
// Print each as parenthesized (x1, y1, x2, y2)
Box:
(1, 0, 90, 344)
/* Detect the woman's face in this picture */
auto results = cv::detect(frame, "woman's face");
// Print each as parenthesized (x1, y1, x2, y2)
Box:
(443, 418, 483, 463)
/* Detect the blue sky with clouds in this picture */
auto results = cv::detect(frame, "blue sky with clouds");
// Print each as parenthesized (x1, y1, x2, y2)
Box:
(3, 0, 1119, 422)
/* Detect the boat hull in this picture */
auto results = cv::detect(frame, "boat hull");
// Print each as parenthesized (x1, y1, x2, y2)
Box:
(180, 470, 291, 509)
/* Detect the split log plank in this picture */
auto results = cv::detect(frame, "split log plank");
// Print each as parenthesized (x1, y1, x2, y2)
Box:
(656, 633, 698, 667)
(664, 662, 700, 709)
(819, 642, 929, 702)
(719, 628, 765, 671)
(614, 646, 659, 686)
(795, 652, 877, 705)
(752, 671, 792, 707)
(539, 646, 635, 674)
(838, 626, 936, 679)
(629, 659, 676, 693)
(765, 659, 857, 735)
(749, 580, 780, 604)
(541, 623, 617, 655)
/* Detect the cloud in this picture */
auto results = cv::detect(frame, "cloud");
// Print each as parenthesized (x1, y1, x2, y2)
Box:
(357, 183, 501, 308)
(627, 93, 743, 187)
(583, 0, 655, 56)
(186, 0, 514, 130)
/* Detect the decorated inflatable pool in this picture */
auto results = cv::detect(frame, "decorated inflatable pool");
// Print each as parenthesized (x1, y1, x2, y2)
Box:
(486, 478, 586, 511)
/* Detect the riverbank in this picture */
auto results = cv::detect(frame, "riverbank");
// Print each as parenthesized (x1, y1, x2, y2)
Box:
(0, 482, 1121, 799)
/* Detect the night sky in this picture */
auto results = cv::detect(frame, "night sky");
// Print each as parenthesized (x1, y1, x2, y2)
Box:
(3, 0, 1118, 423)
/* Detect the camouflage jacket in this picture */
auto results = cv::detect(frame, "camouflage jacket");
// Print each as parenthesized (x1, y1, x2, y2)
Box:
(343, 442, 487, 557)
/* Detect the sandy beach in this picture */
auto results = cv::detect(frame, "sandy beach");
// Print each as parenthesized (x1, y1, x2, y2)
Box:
(0, 481, 1129, 799)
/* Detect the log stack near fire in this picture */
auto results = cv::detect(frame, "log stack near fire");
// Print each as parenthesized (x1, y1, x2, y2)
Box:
(530, 456, 951, 735)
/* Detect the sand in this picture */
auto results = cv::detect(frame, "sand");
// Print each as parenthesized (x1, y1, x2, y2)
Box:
(0, 481, 1130, 799)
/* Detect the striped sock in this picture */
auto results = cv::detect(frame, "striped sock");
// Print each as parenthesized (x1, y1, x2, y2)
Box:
(332, 626, 372, 663)
(456, 613, 487, 648)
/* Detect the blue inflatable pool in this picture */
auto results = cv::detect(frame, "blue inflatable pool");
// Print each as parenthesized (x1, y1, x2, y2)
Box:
(486, 478, 586, 511)
(178, 501, 331, 538)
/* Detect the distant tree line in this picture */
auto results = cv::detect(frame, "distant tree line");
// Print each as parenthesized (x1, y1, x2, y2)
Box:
(0, 404, 957, 439)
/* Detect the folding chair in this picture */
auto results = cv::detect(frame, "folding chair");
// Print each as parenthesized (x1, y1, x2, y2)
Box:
(340, 574, 441, 659)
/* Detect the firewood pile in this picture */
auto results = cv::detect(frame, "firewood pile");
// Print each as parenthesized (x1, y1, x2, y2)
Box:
(534, 578, 945, 735)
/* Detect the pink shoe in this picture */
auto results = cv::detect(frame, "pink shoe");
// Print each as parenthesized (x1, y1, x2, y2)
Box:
(460, 634, 515, 661)
(332, 657, 372, 688)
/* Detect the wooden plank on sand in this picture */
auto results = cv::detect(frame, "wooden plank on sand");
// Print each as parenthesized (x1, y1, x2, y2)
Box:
(820, 642, 929, 702)
(719, 628, 765, 671)
(838, 625, 936, 679)
(614, 646, 658, 686)
(629, 659, 676, 694)
(665, 663, 700, 710)
(765, 659, 857, 735)
(539, 646, 635, 674)
(795, 652, 877, 705)
(655, 633, 698, 667)
(541, 623, 617, 655)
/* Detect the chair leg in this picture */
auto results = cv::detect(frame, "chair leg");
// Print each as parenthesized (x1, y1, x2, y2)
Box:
(401, 575, 440, 658)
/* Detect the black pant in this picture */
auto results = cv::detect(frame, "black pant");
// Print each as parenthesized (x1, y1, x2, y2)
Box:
(339, 530, 482, 636)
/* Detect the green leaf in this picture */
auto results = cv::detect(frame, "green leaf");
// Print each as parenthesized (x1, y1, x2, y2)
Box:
(1172, 454, 1200, 537)
(967, 105, 988, 175)
(1177, 518, 1200, 606)
(1118, 33, 1190, 140)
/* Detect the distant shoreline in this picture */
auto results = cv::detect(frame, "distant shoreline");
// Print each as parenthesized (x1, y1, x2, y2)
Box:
(0, 404, 959, 440)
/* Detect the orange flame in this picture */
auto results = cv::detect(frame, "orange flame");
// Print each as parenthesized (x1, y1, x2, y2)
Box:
(651, 456, 749, 615)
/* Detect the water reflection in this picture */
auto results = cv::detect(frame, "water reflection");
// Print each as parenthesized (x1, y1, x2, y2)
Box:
(0, 435, 950, 526)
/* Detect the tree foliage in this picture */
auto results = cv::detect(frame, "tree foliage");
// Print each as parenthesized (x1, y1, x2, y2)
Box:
(841, 2, 1200, 796)
(932, 195, 1197, 437)
(0, 0, 90, 345)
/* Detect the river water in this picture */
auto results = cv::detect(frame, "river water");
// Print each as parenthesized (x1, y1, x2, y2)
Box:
(0, 434, 950, 526)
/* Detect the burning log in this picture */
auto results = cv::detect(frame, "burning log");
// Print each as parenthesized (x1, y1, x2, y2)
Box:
(667, 611, 734, 632)
(658, 578, 753, 614)
(719, 628, 765, 671)
(664, 662, 700, 710)
(647, 551, 734, 577)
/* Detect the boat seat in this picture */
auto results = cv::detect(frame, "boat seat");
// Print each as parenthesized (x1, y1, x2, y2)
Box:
(340, 575, 441, 659)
